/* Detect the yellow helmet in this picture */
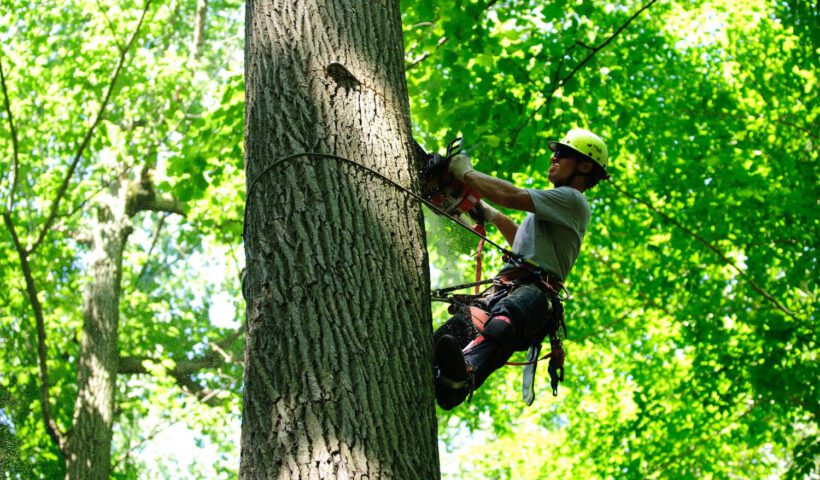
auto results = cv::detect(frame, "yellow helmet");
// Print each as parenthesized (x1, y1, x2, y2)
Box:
(548, 128, 608, 171)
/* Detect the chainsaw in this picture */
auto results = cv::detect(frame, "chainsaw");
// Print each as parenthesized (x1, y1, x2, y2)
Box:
(421, 137, 489, 292)
(421, 137, 484, 222)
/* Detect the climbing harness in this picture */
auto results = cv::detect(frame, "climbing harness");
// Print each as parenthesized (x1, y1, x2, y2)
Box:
(435, 269, 568, 401)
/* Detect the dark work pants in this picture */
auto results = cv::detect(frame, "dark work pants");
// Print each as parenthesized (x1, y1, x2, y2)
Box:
(433, 283, 552, 392)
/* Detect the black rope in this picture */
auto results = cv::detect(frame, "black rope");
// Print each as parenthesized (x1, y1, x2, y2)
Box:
(431, 279, 495, 298)
(243, 151, 517, 258)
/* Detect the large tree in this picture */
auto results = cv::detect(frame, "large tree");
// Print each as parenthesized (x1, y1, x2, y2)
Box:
(3, 0, 817, 478)
(241, 0, 438, 477)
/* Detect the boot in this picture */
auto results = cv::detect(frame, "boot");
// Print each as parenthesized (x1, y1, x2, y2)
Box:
(433, 335, 472, 410)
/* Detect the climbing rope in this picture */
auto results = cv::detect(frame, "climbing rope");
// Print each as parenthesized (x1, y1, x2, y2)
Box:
(243, 151, 517, 260)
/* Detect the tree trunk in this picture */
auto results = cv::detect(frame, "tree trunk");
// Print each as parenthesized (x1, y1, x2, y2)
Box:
(64, 182, 131, 479)
(241, 1, 438, 479)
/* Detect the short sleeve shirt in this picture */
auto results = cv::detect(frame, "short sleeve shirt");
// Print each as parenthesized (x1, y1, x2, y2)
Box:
(503, 186, 590, 281)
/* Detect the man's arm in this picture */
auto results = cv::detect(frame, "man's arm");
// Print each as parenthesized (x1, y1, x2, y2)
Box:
(486, 205, 519, 246)
(464, 170, 535, 213)
(449, 154, 535, 213)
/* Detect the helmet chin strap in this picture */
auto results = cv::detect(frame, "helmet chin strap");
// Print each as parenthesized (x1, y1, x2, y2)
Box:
(555, 167, 589, 188)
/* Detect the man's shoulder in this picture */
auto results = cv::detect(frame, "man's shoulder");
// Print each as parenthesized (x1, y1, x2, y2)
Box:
(529, 186, 588, 207)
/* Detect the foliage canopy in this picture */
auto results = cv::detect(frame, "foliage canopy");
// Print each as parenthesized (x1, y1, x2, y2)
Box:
(1, 0, 817, 478)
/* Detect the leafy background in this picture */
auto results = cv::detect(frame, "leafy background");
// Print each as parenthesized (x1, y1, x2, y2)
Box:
(1, 0, 817, 478)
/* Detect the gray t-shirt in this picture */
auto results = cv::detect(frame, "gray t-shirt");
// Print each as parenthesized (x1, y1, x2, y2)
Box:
(504, 186, 590, 281)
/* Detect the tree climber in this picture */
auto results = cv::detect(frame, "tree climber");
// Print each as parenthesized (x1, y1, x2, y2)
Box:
(433, 128, 609, 410)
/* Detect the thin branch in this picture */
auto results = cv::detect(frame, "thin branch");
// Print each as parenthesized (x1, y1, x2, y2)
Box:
(0, 55, 21, 214)
(135, 212, 168, 283)
(94, 0, 126, 54)
(510, 0, 657, 146)
(405, 0, 499, 72)
(646, 399, 761, 478)
(2, 213, 66, 451)
(610, 182, 798, 320)
(189, 0, 208, 63)
(406, 36, 448, 71)
(28, 0, 154, 255)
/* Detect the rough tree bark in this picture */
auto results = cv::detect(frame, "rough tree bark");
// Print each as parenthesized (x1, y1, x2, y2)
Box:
(63, 180, 131, 479)
(242, 1, 438, 479)
(63, 176, 184, 479)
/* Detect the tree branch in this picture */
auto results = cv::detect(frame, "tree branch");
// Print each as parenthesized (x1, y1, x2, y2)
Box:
(125, 184, 185, 216)
(404, 0, 499, 72)
(125, 166, 185, 216)
(118, 355, 228, 406)
(0, 55, 20, 214)
(119, 328, 242, 405)
(2, 212, 66, 451)
(28, 0, 154, 255)
(135, 213, 168, 283)
(610, 182, 799, 320)
(190, 0, 208, 63)
(406, 36, 448, 71)
(94, 0, 126, 54)
(510, 0, 658, 146)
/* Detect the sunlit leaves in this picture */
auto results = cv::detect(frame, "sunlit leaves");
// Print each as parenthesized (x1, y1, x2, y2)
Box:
(403, 0, 817, 477)
(1, 0, 244, 477)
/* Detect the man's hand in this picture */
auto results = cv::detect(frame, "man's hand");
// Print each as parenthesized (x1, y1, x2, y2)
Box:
(473, 200, 518, 246)
(448, 154, 474, 181)
(476, 201, 500, 224)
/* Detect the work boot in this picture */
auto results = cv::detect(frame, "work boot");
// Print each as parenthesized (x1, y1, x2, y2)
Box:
(433, 335, 472, 410)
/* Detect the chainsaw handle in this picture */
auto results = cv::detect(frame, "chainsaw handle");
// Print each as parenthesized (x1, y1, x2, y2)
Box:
(422, 137, 463, 178)
(467, 202, 486, 225)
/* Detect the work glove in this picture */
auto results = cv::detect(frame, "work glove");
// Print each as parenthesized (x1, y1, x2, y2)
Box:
(448, 154, 474, 181)
(476, 201, 500, 224)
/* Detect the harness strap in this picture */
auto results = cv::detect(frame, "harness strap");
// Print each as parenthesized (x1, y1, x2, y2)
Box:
(505, 350, 556, 366)
(473, 223, 486, 294)
(436, 372, 470, 390)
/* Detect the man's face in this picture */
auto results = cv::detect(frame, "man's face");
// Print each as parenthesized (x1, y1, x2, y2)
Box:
(548, 149, 578, 185)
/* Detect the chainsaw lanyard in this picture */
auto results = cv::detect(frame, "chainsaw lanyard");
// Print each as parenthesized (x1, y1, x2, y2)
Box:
(244, 151, 518, 260)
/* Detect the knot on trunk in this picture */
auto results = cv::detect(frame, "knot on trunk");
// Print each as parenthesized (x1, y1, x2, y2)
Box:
(326, 62, 361, 91)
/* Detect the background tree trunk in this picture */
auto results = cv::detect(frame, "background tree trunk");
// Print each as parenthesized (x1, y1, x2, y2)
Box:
(64, 181, 131, 479)
(241, 1, 438, 478)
